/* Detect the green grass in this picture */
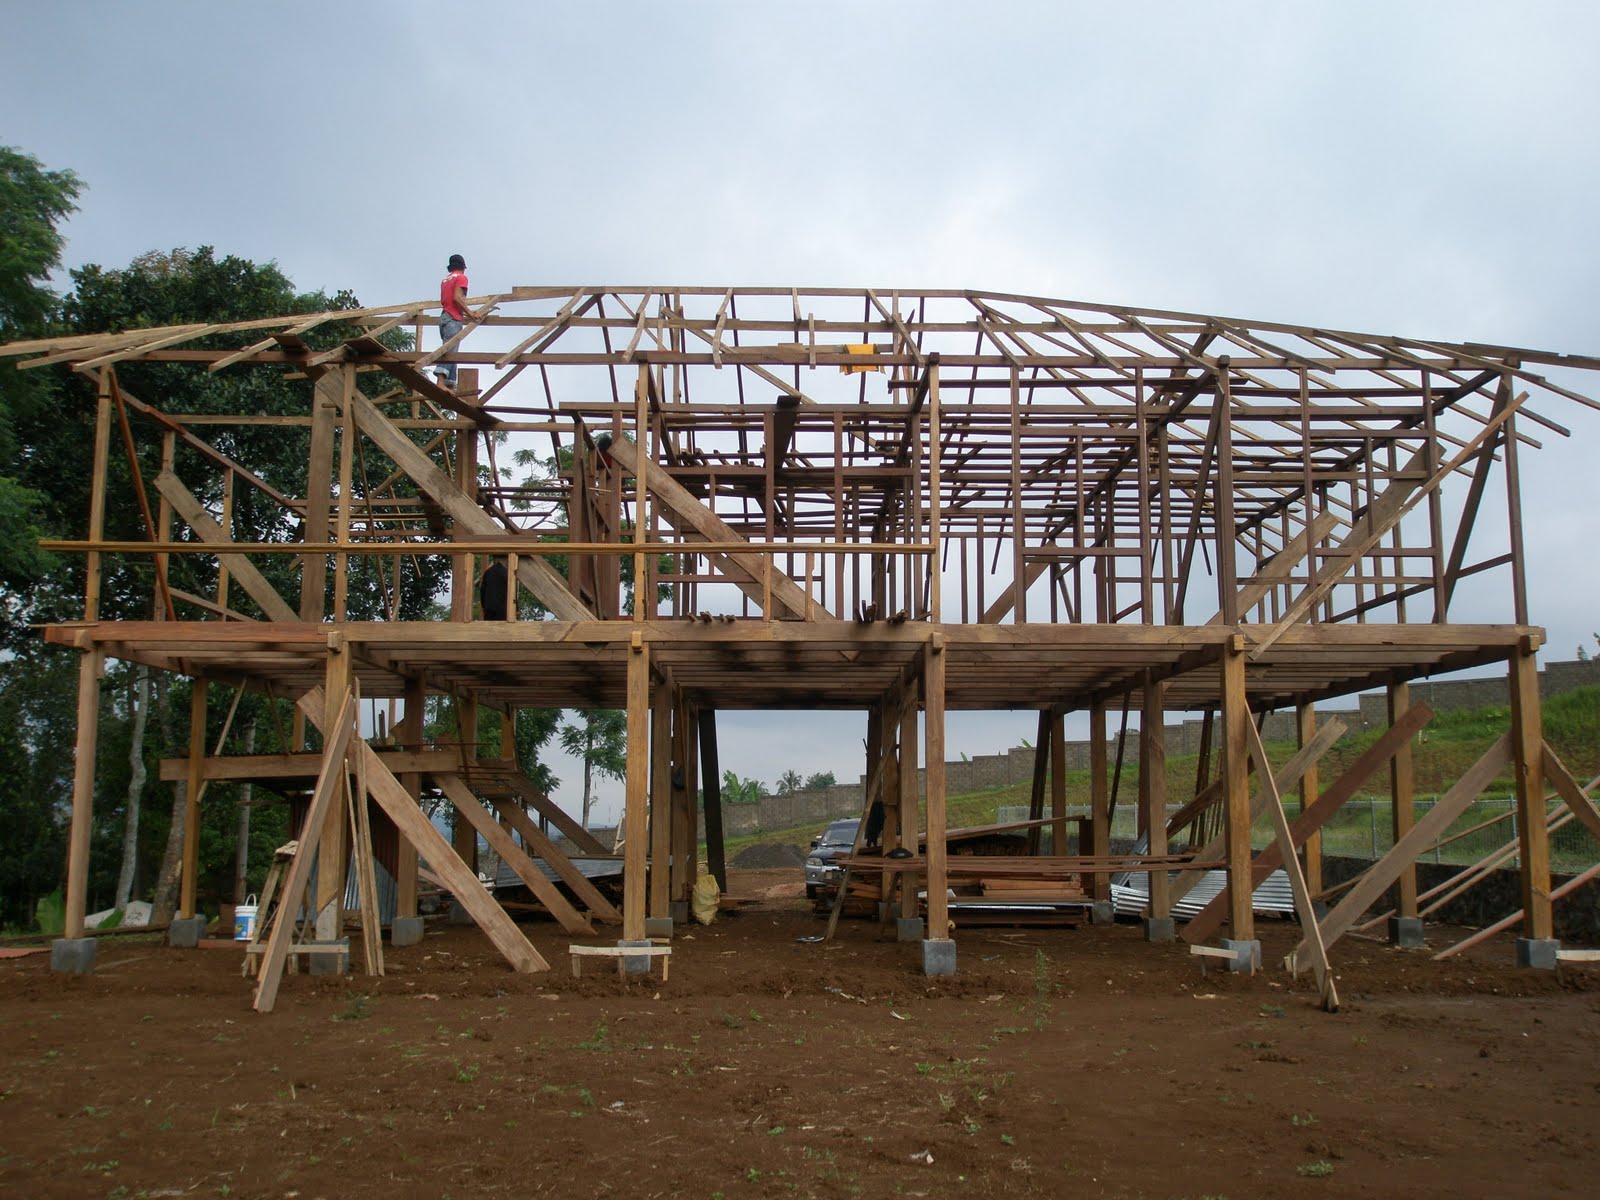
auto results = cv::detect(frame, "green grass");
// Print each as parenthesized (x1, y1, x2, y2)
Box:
(706, 686, 1600, 871)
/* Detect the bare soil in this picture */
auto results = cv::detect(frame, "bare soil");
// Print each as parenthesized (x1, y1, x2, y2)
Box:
(2, 868, 1597, 1200)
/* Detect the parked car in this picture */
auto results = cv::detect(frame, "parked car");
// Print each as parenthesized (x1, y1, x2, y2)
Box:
(804, 818, 860, 899)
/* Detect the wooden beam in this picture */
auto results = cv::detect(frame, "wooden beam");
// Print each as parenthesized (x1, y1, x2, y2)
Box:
(1245, 718, 1338, 1011)
(254, 690, 356, 1013)
(1389, 682, 1418, 918)
(1142, 675, 1169, 921)
(925, 636, 949, 940)
(346, 389, 592, 621)
(436, 775, 593, 935)
(154, 471, 298, 622)
(1185, 703, 1434, 943)
(623, 636, 650, 941)
(606, 437, 823, 621)
(488, 796, 621, 924)
(1219, 644, 1253, 939)
(1295, 733, 1511, 962)
(1542, 742, 1600, 844)
(62, 650, 104, 941)
(700, 707, 726, 892)
(1509, 646, 1553, 939)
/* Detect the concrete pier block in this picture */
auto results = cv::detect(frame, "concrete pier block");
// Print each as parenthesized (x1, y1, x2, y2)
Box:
(389, 916, 424, 947)
(921, 937, 957, 977)
(167, 916, 207, 948)
(307, 938, 350, 976)
(896, 916, 925, 943)
(1388, 916, 1425, 948)
(1516, 938, 1559, 970)
(617, 938, 653, 975)
(50, 937, 96, 975)
(1090, 900, 1116, 926)
(446, 900, 475, 926)
(1142, 916, 1176, 944)
(643, 916, 673, 939)
(1221, 938, 1262, 974)
(669, 900, 689, 925)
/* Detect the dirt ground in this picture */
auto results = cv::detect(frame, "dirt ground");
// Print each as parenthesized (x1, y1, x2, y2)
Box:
(1, 868, 1597, 1200)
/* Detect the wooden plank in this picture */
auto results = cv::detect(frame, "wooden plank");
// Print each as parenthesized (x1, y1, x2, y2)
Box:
(622, 636, 650, 941)
(925, 637, 949, 941)
(1245, 718, 1338, 1010)
(1542, 742, 1600, 844)
(154, 471, 298, 622)
(295, 687, 547, 974)
(436, 775, 593, 935)
(1510, 649, 1553, 940)
(1296, 733, 1511, 961)
(1184, 706, 1430, 942)
(254, 692, 354, 1013)
(488, 796, 621, 923)
(606, 437, 823, 621)
(346, 389, 591, 621)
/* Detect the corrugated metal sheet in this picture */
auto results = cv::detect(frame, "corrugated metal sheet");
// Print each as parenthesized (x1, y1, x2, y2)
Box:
(494, 855, 626, 889)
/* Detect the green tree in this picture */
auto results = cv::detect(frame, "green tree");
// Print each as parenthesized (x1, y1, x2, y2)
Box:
(775, 770, 803, 796)
(721, 770, 765, 806)
(0, 147, 80, 646)
(803, 771, 836, 791)
(558, 710, 627, 828)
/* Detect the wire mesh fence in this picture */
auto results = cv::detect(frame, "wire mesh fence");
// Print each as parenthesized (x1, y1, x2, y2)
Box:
(1019, 798, 1598, 875)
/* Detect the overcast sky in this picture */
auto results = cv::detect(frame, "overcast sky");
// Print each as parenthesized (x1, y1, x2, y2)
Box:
(6, 2, 1600, 825)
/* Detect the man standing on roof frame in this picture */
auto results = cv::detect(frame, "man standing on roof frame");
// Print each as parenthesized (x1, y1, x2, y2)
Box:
(436, 254, 490, 390)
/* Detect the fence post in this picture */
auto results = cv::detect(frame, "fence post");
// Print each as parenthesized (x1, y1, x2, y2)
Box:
(1369, 798, 1377, 858)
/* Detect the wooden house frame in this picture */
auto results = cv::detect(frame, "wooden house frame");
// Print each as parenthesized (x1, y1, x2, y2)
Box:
(9, 285, 1600, 995)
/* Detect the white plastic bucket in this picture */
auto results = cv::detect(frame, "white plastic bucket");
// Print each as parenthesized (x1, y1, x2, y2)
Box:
(234, 895, 259, 941)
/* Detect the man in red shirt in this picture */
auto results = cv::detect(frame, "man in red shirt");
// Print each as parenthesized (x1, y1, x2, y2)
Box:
(436, 254, 490, 389)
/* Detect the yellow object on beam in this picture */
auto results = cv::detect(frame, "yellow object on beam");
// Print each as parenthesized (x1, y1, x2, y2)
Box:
(841, 344, 881, 375)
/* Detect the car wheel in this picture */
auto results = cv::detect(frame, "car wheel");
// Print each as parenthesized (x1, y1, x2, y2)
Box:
(806, 884, 817, 900)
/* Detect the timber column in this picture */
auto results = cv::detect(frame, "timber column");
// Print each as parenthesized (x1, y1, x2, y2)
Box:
(1087, 702, 1113, 922)
(922, 633, 954, 976)
(1509, 637, 1558, 968)
(1387, 682, 1424, 948)
(55, 373, 114, 974)
(620, 632, 652, 953)
(391, 674, 426, 947)
(1141, 674, 1172, 941)
(1218, 636, 1260, 972)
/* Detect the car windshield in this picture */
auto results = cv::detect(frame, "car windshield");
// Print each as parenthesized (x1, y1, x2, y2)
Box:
(821, 822, 857, 846)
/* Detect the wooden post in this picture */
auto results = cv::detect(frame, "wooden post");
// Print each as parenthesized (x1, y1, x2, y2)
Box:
(1509, 641, 1553, 940)
(1220, 640, 1255, 941)
(699, 707, 726, 892)
(1142, 674, 1170, 920)
(671, 696, 696, 906)
(622, 635, 650, 940)
(395, 674, 425, 921)
(295, 375, 338, 751)
(1296, 700, 1322, 896)
(1049, 710, 1068, 855)
(648, 678, 672, 918)
(898, 697, 919, 919)
(1026, 709, 1049, 855)
(178, 681, 208, 920)
(924, 635, 948, 940)
(315, 644, 350, 945)
(64, 377, 114, 940)
(1388, 682, 1418, 919)
(62, 649, 105, 940)
(452, 696, 479, 874)
(332, 365, 356, 621)
(1088, 702, 1110, 902)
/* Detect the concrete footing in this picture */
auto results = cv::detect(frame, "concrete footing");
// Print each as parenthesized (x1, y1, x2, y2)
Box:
(446, 901, 475, 926)
(896, 916, 925, 943)
(308, 938, 350, 976)
(644, 916, 673, 939)
(390, 916, 424, 947)
(1221, 938, 1262, 973)
(1516, 937, 1560, 970)
(1388, 916, 1425, 949)
(669, 901, 689, 925)
(167, 916, 207, 948)
(1142, 916, 1175, 943)
(617, 938, 653, 975)
(1090, 900, 1115, 926)
(921, 937, 957, 977)
(50, 937, 96, 975)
